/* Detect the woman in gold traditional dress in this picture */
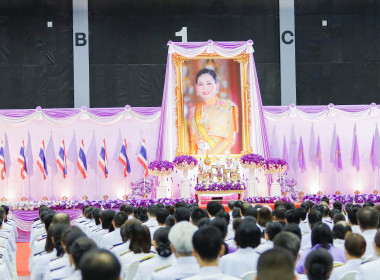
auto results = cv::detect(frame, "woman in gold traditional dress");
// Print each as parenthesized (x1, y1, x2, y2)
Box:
(189, 68, 238, 155)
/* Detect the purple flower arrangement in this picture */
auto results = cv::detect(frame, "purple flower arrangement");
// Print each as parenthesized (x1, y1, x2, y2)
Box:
(148, 160, 174, 176)
(173, 155, 198, 170)
(7, 198, 196, 211)
(302, 194, 380, 205)
(240, 153, 265, 169)
(195, 182, 246, 192)
(245, 196, 291, 204)
(263, 158, 288, 174)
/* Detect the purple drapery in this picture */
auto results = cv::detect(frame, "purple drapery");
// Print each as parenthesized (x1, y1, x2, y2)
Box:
(263, 104, 380, 114)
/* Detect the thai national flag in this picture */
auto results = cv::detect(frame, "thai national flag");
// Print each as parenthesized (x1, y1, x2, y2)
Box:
(37, 140, 48, 180)
(77, 139, 87, 179)
(0, 141, 6, 180)
(119, 139, 131, 177)
(56, 140, 67, 178)
(99, 139, 109, 178)
(138, 138, 148, 178)
(17, 140, 28, 180)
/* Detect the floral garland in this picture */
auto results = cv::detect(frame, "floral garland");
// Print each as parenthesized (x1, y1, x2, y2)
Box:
(240, 153, 265, 169)
(195, 182, 246, 192)
(5, 198, 196, 211)
(263, 158, 288, 174)
(302, 194, 380, 205)
(245, 196, 291, 204)
(173, 155, 198, 170)
(148, 160, 174, 176)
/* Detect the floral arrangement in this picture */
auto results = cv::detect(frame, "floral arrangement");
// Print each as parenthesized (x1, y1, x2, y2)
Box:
(6, 198, 196, 211)
(173, 155, 198, 170)
(148, 160, 174, 176)
(302, 194, 380, 205)
(262, 158, 288, 174)
(240, 153, 265, 169)
(245, 196, 291, 204)
(195, 182, 246, 192)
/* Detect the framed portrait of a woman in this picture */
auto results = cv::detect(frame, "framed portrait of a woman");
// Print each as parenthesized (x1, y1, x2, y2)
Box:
(173, 52, 252, 157)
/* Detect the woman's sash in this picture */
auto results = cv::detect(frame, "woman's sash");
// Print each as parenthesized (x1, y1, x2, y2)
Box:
(194, 105, 217, 149)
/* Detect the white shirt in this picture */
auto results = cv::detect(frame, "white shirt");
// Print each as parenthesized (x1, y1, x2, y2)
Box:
(120, 252, 156, 280)
(256, 240, 273, 255)
(355, 257, 380, 280)
(134, 254, 176, 280)
(43, 254, 73, 280)
(64, 269, 82, 280)
(185, 266, 240, 280)
(329, 258, 361, 280)
(351, 225, 362, 235)
(219, 247, 260, 278)
(100, 228, 123, 249)
(31, 250, 56, 280)
(333, 239, 345, 250)
(361, 229, 377, 261)
(300, 231, 312, 252)
(144, 218, 158, 228)
(0, 261, 11, 280)
(5, 220, 17, 240)
(322, 217, 333, 230)
(151, 256, 200, 280)
(299, 221, 310, 234)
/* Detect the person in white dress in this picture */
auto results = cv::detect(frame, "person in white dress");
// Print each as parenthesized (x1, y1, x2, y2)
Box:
(329, 233, 365, 280)
(219, 219, 261, 278)
(257, 248, 297, 280)
(134, 227, 175, 280)
(357, 207, 379, 262)
(100, 211, 128, 250)
(151, 221, 199, 280)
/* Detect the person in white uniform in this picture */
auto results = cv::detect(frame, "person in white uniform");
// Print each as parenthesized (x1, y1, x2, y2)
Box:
(329, 233, 365, 280)
(332, 222, 352, 250)
(356, 229, 380, 280)
(219, 219, 261, 278)
(1, 205, 17, 239)
(100, 211, 128, 250)
(185, 225, 240, 280)
(144, 205, 159, 228)
(151, 221, 199, 280)
(256, 222, 283, 254)
(93, 210, 115, 246)
(257, 248, 297, 280)
(149, 208, 169, 241)
(80, 249, 122, 280)
(304, 248, 333, 280)
(348, 207, 362, 234)
(357, 207, 379, 262)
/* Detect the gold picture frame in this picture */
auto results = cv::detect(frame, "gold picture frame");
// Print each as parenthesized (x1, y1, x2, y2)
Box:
(173, 52, 252, 157)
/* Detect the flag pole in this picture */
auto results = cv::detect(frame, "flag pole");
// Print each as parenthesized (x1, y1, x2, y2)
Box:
(43, 179, 46, 198)
(336, 172, 339, 192)
(318, 170, 321, 193)
(22, 179, 25, 198)
(83, 178, 86, 198)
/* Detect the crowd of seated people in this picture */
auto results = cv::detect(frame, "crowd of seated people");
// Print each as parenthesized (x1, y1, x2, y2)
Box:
(10, 195, 380, 280)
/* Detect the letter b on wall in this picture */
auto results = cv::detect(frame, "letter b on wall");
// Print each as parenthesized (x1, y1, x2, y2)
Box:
(75, 33, 87, 46)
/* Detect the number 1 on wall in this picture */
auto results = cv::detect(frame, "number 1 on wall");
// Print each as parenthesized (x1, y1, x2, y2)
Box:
(175, 27, 188, 42)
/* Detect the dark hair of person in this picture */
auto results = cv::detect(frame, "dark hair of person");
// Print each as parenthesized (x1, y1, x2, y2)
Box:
(39, 205, 49, 215)
(165, 215, 175, 228)
(62, 226, 85, 254)
(282, 201, 294, 211)
(235, 220, 261, 249)
(215, 211, 230, 224)
(92, 208, 102, 225)
(0, 207, 5, 221)
(257, 207, 273, 227)
(306, 200, 315, 209)
(52, 213, 70, 225)
(375, 229, 380, 248)
(245, 207, 258, 219)
(274, 201, 283, 209)
(329, 209, 340, 220)
(153, 227, 172, 258)
(344, 202, 353, 214)
(283, 224, 302, 241)
(0, 205, 9, 221)
(169, 206, 175, 215)
(333, 201, 343, 212)
(133, 207, 148, 223)
(195, 68, 218, 84)
(175, 201, 186, 208)
(332, 213, 346, 225)
(82, 205, 89, 213)
(192, 225, 223, 261)
(210, 217, 228, 238)
(148, 205, 158, 217)
(227, 200, 235, 211)
(265, 222, 283, 241)
(120, 219, 142, 243)
(233, 218, 243, 231)
(113, 211, 128, 228)
(273, 232, 300, 260)
(100, 210, 116, 231)
(311, 222, 333, 249)
(312, 204, 324, 215)
(364, 201, 375, 208)
(174, 207, 190, 223)
(232, 208, 242, 219)
(119, 203, 127, 212)
(197, 217, 211, 228)
(79, 249, 121, 280)
(321, 196, 330, 205)
(297, 207, 307, 221)
(308, 210, 322, 229)
(191, 208, 206, 226)
(357, 207, 380, 230)
(84, 207, 91, 219)
(322, 205, 330, 217)
(332, 223, 352, 240)
(345, 233, 366, 258)
(128, 224, 151, 253)
(51, 223, 70, 257)
(347, 206, 360, 225)
(70, 237, 97, 269)
(121, 204, 133, 216)
(206, 201, 223, 217)
(300, 202, 310, 212)
(156, 208, 170, 225)
(285, 209, 301, 224)
(273, 207, 286, 221)
(44, 211, 56, 232)
(234, 200, 243, 209)
(304, 248, 333, 280)
(257, 248, 295, 280)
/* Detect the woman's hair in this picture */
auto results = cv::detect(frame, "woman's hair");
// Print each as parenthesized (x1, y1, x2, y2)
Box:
(133, 207, 148, 223)
(70, 237, 97, 269)
(153, 227, 172, 257)
(100, 210, 116, 231)
(127, 224, 151, 253)
(63, 226, 86, 254)
(311, 222, 333, 249)
(51, 224, 70, 257)
(165, 215, 175, 228)
(120, 219, 142, 243)
(257, 207, 273, 228)
(195, 69, 218, 84)
(305, 248, 333, 280)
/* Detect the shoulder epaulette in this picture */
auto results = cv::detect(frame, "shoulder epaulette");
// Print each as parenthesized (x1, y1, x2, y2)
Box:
(140, 254, 155, 263)
(34, 250, 46, 257)
(0, 236, 8, 240)
(333, 262, 345, 268)
(37, 236, 47, 242)
(110, 242, 123, 249)
(154, 264, 171, 272)
(120, 250, 131, 256)
(50, 265, 65, 272)
(50, 256, 62, 262)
